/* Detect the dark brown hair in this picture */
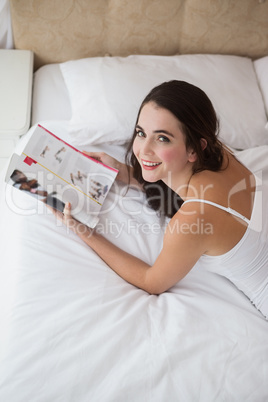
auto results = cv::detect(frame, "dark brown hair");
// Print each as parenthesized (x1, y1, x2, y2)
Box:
(126, 80, 224, 218)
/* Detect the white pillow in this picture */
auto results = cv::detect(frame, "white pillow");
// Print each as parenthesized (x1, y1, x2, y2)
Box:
(254, 56, 268, 119)
(32, 64, 71, 125)
(60, 54, 268, 149)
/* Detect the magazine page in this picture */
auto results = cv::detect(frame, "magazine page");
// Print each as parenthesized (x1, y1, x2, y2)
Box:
(5, 125, 118, 228)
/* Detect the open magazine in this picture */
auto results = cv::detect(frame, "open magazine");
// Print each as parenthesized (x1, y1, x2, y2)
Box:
(5, 124, 118, 228)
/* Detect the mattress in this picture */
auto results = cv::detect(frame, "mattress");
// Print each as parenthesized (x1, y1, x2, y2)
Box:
(0, 54, 268, 401)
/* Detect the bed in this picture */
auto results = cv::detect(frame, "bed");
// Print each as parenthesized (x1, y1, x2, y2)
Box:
(1, 1, 268, 401)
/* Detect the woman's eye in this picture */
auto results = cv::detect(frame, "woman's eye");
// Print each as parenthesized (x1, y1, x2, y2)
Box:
(158, 135, 170, 143)
(136, 130, 145, 138)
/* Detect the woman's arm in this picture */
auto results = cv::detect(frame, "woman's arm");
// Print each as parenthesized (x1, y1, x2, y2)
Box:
(53, 202, 209, 294)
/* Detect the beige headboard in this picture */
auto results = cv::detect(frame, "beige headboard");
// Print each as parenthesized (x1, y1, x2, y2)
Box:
(10, 0, 268, 71)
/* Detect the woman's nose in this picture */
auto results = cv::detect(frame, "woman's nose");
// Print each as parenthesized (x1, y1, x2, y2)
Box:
(142, 139, 154, 155)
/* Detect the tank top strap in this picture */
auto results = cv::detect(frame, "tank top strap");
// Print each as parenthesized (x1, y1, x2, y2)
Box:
(182, 199, 250, 225)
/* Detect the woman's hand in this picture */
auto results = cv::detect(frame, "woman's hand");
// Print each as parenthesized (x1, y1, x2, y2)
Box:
(83, 151, 142, 187)
(83, 151, 121, 171)
(49, 202, 92, 237)
(83, 151, 131, 184)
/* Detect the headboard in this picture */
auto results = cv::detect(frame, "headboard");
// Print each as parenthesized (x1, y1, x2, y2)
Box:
(10, 0, 268, 70)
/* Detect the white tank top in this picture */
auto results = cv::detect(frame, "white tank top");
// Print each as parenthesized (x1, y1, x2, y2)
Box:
(183, 177, 268, 320)
(183, 199, 250, 225)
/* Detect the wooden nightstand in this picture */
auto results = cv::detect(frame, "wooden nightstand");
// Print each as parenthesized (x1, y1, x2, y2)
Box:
(0, 49, 33, 172)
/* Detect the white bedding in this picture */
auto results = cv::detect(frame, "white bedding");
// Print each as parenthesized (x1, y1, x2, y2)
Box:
(1, 55, 268, 401)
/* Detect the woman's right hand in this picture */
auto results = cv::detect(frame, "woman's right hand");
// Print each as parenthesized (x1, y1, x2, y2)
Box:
(83, 151, 141, 187)
(83, 151, 127, 183)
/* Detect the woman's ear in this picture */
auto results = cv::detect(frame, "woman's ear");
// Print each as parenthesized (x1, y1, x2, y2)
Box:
(200, 138, 207, 151)
(187, 149, 197, 163)
(187, 138, 207, 163)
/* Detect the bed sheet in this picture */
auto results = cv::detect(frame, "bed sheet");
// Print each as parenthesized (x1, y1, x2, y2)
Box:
(0, 122, 268, 401)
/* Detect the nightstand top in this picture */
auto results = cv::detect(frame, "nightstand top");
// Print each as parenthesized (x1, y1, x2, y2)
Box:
(0, 49, 33, 138)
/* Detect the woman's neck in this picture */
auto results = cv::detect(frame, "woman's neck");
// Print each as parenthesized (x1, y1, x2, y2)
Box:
(162, 167, 194, 200)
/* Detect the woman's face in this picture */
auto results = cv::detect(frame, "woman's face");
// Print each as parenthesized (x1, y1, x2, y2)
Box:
(133, 102, 195, 186)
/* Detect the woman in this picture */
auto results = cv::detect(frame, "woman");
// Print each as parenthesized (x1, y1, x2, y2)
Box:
(53, 80, 268, 319)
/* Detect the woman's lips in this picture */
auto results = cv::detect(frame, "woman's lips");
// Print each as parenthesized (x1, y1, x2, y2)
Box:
(141, 159, 162, 170)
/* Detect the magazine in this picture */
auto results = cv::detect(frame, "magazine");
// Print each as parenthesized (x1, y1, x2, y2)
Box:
(5, 124, 118, 228)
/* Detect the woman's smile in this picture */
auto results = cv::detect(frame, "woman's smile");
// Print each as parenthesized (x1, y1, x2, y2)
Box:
(141, 159, 162, 169)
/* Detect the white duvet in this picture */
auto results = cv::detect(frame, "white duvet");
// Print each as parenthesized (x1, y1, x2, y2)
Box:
(0, 123, 268, 402)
